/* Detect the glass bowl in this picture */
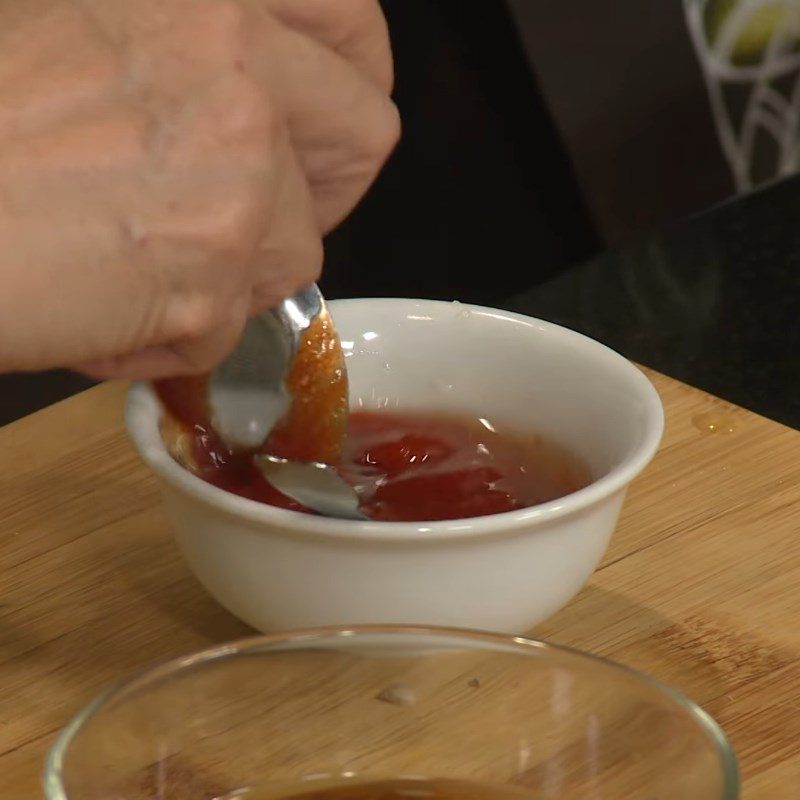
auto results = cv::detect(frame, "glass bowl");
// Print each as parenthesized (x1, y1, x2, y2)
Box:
(45, 626, 739, 799)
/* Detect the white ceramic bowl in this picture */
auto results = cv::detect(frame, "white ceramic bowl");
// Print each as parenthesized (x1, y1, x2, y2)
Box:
(126, 299, 664, 634)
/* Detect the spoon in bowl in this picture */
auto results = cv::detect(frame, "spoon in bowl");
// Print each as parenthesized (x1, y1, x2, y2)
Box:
(254, 455, 368, 521)
(156, 284, 367, 521)
(207, 284, 326, 450)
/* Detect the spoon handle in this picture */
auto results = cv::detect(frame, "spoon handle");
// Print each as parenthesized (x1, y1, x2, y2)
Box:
(271, 285, 326, 347)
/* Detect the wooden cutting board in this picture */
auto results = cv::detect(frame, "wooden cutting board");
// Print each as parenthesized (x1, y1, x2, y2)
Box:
(0, 370, 798, 798)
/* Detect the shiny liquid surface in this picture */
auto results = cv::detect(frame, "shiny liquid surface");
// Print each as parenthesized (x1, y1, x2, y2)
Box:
(160, 406, 590, 522)
(341, 411, 590, 521)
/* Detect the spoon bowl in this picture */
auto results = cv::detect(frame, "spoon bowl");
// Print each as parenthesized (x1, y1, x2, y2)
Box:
(255, 455, 368, 521)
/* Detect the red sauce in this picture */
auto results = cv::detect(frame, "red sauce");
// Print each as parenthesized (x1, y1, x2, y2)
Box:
(154, 316, 588, 521)
(174, 417, 307, 512)
(341, 411, 589, 521)
(159, 405, 590, 521)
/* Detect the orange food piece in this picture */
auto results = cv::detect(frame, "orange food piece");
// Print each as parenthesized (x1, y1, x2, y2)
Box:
(264, 311, 348, 465)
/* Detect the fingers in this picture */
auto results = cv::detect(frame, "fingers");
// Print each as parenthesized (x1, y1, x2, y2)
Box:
(250, 14, 400, 233)
(76, 125, 323, 380)
(249, 131, 323, 314)
(0, 1, 119, 138)
(153, 73, 323, 317)
(152, 70, 280, 172)
(261, 0, 393, 92)
(76, 305, 248, 379)
(2, 0, 396, 379)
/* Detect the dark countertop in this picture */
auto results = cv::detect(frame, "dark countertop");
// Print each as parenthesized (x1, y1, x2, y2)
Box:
(506, 175, 800, 430)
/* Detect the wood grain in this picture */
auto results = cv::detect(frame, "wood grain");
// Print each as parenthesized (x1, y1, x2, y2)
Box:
(0, 371, 798, 797)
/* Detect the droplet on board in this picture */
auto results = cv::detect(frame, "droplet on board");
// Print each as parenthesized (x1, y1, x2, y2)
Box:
(692, 410, 737, 435)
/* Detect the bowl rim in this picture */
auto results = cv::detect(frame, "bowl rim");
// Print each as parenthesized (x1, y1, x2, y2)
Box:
(43, 624, 740, 800)
(125, 299, 665, 542)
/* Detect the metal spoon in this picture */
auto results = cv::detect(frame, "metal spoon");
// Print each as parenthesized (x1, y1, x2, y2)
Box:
(206, 284, 366, 521)
(207, 285, 322, 450)
(255, 454, 368, 521)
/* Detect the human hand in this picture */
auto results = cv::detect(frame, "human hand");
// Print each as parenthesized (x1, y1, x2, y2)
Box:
(0, 0, 398, 378)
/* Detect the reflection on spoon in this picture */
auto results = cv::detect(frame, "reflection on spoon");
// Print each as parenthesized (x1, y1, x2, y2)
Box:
(255, 455, 368, 521)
